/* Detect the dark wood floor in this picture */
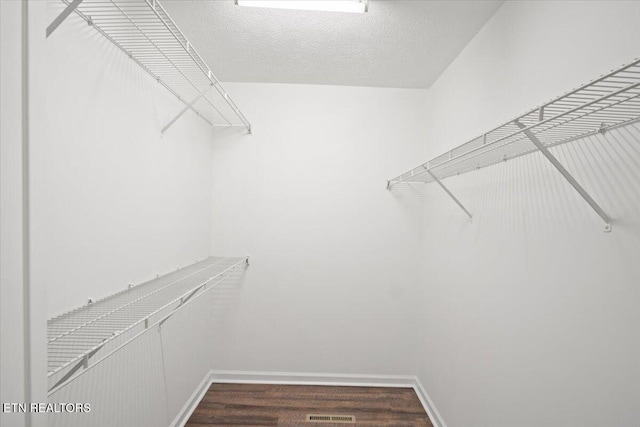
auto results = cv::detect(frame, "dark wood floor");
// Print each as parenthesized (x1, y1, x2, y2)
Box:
(186, 383, 433, 426)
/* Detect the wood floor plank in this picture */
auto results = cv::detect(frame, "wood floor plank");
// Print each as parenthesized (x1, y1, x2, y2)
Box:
(186, 383, 433, 427)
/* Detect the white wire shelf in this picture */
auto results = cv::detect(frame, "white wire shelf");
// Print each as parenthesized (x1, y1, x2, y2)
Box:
(389, 58, 640, 186)
(388, 58, 640, 231)
(48, 0, 251, 132)
(47, 256, 248, 393)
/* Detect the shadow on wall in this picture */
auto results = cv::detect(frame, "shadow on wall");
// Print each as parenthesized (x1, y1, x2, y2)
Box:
(212, 125, 251, 140)
(389, 182, 427, 205)
(210, 271, 245, 360)
(421, 121, 640, 237)
(388, 182, 426, 234)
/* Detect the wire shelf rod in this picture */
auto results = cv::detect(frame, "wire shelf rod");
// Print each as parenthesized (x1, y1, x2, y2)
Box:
(48, 258, 227, 342)
(389, 61, 640, 185)
(141, 0, 251, 129)
(50, 0, 251, 131)
(387, 59, 640, 229)
(47, 257, 216, 323)
(47, 257, 248, 393)
(415, 94, 640, 180)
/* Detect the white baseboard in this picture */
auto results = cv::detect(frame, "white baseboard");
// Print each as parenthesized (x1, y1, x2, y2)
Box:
(169, 371, 213, 427)
(171, 370, 447, 427)
(209, 370, 417, 388)
(412, 376, 448, 427)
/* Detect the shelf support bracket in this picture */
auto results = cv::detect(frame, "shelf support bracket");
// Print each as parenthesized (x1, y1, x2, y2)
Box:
(48, 340, 104, 393)
(158, 283, 206, 328)
(427, 169, 473, 222)
(161, 84, 213, 135)
(46, 0, 83, 38)
(514, 120, 612, 232)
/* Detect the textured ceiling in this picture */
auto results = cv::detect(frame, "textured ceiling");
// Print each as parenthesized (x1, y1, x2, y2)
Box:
(162, 0, 503, 89)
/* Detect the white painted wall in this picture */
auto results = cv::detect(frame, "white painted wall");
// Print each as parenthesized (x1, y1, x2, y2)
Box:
(208, 82, 428, 376)
(1, 2, 27, 426)
(1, 2, 48, 426)
(2, 1, 219, 425)
(5, 2, 639, 427)
(415, 2, 640, 426)
(36, 2, 215, 318)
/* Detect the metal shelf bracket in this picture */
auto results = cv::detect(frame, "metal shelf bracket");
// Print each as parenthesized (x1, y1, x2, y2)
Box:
(514, 120, 612, 232)
(46, 0, 83, 37)
(48, 340, 105, 393)
(161, 84, 214, 134)
(426, 169, 473, 222)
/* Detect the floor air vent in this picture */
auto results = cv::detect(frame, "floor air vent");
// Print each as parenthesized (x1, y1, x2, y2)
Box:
(306, 414, 356, 423)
